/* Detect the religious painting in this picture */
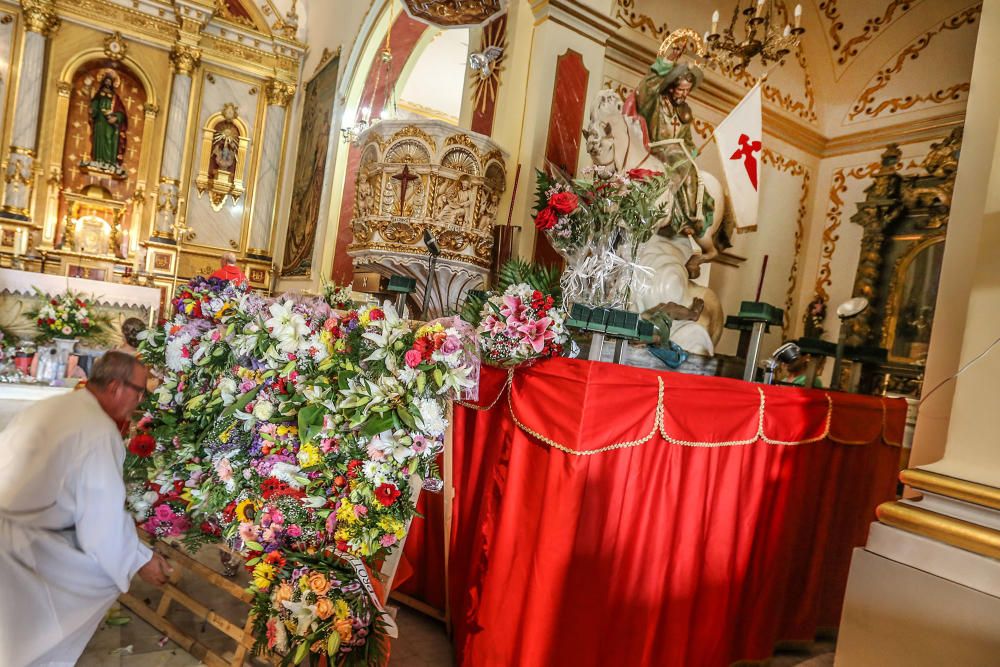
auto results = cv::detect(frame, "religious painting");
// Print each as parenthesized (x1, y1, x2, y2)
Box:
(60, 60, 148, 250)
(281, 53, 339, 277)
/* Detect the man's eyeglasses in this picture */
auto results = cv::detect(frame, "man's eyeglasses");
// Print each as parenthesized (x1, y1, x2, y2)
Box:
(121, 379, 147, 397)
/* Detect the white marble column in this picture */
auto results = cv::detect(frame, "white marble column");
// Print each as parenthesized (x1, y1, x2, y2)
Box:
(247, 79, 294, 257)
(1, 1, 58, 218)
(153, 45, 200, 240)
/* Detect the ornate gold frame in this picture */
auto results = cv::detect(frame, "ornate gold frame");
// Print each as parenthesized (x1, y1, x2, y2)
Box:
(194, 105, 252, 211)
(881, 234, 945, 362)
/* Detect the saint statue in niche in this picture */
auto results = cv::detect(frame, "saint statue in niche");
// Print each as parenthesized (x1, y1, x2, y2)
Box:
(82, 71, 128, 179)
(209, 121, 240, 183)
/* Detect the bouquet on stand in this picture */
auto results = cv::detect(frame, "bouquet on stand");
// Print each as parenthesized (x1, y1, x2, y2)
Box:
(27, 289, 109, 341)
(533, 168, 674, 309)
(127, 277, 478, 665)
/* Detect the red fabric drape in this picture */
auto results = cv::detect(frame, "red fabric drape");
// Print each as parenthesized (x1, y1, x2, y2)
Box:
(403, 358, 904, 667)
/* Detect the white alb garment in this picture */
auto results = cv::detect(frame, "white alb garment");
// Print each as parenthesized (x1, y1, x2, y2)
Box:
(0, 390, 151, 666)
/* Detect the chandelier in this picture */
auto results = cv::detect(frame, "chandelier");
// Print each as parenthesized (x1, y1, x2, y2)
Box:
(342, 9, 399, 144)
(706, 1, 804, 72)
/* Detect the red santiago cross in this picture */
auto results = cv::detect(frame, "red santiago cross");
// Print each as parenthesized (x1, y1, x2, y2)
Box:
(391, 165, 419, 216)
(730, 133, 762, 191)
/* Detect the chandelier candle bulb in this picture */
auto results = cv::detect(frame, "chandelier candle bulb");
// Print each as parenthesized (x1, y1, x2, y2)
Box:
(756, 0, 765, 17)
(783, 24, 791, 37)
(794, 4, 802, 28)
(712, 10, 719, 33)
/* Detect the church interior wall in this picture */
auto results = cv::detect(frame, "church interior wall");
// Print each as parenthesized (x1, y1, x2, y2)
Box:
(271, 0, 372, 290)
(181, 67, 263, 261)
(276, 0, 978, 371)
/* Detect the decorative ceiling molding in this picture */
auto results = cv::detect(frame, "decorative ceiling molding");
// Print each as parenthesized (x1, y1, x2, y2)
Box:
(817, 0, 845, 52)
(824, 111, 965, 156)
(836, 0, 919, 69)
(615, 0, 668, 40)
(847, 4, 981, 122)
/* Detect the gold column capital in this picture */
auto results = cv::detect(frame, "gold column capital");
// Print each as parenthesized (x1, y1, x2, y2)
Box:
(170, 44, 202, 75)
(21, 0, 59, 36)
(264, 78, 295, 108)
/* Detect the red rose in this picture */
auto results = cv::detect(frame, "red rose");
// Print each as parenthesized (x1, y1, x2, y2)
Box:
(627, 168, 663, 181)
(548, 191, 579, 215)
(374, 483, 402, 507)
(369, 308, 385, 321)
(128, 433, 156, 457)
(346, 459, 362, 479)
(534, 206, 558, 231)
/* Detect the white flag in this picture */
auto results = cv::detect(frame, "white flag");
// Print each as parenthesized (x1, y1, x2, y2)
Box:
(713, 83, 763, 231)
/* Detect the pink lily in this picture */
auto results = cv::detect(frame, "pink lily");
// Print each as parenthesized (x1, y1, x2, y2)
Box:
(518, 317, 555, 353)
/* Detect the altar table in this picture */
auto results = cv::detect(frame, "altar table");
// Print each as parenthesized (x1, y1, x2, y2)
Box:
(397, 358, 905, 667)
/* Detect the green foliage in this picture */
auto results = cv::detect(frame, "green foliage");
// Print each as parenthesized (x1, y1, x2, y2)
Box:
(460, 259, 564, 325)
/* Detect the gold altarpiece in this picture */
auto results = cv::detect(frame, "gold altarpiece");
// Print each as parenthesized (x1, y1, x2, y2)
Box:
(0, 0, 304, 297)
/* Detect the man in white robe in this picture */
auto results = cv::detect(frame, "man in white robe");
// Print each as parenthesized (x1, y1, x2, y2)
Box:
(0, 351, 170, 666)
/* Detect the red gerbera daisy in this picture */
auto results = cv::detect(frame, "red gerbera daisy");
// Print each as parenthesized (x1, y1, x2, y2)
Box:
(374, 483, 401, 507)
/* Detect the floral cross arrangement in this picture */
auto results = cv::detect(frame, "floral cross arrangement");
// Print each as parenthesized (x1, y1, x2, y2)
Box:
(27, 289, 109, 341)
(127, 278, 478, 665)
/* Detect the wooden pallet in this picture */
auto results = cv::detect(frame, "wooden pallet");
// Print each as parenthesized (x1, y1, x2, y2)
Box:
(120, 539, 273, 666)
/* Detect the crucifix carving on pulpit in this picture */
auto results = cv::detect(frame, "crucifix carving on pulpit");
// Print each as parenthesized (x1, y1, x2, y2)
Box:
(391, 165, 419, 216)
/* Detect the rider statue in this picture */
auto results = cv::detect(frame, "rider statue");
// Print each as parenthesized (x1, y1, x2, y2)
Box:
(626, 57, 721, 281)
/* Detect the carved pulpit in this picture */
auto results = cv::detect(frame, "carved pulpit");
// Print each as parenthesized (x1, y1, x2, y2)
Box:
(348, 120, 508, 317)
(845, 128, 962, 396)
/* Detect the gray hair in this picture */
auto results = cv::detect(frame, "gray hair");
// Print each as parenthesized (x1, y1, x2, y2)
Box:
(89, 351, 143, 390)
(221, 252, 238, 266)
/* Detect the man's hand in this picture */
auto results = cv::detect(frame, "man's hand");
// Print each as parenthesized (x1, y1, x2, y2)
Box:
(137, 553, 172, 587)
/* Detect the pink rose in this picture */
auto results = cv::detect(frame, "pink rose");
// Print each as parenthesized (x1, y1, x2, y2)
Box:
(404, 349, 422, 368)
(440, 336, 462, 356)
(380, 534, 398, 547)
(286, 525, 302, 537)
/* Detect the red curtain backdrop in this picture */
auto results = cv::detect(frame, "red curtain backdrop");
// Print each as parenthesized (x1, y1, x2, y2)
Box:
(401, 358, 905, 667)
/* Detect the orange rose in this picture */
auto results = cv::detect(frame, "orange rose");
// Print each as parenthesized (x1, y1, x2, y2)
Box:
(308, 571, 331, 596)
(271, 582, 294, 607)
(334, 618, 353, 643)
(315, 597, 335, 620)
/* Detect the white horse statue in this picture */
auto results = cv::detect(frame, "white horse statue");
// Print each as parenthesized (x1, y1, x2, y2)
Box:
(582, 89, 724, 355)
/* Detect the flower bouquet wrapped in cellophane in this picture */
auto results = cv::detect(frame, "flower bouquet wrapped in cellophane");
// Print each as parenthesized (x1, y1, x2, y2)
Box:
(532, 167, 675, 309)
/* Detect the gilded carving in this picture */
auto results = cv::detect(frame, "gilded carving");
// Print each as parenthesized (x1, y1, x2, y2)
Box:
(264, 78, 295, 107)
(848, 6, 981, 121)
(441, 148, 479, 175)
(389, 126, 437, 152)
(170, 44, 202, 75)
(57, 81, 72, 97)
(314, 46, 341, 75)
(194, 103, 251, 210)
(845, 145, 904, 345)
(103, 31, 127, 61)
(22, 0, 59, 36)
(401, 0, 507, 28)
